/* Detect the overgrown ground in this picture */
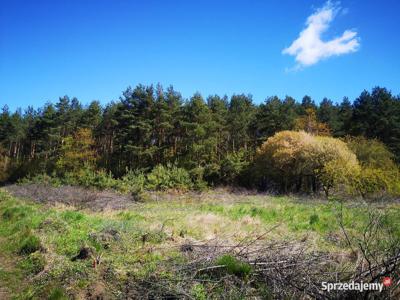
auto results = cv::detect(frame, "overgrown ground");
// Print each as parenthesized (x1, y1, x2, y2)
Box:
(0, 185, 399, 299)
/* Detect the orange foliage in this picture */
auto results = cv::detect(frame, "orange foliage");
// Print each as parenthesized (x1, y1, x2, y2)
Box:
(294, 108, 330, 136)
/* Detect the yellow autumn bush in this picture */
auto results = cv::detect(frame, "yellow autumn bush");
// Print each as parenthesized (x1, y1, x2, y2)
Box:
(256, 131, 360, 196)
(345, 136, 400, 198)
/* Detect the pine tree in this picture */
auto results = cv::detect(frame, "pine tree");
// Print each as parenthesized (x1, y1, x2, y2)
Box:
(81, 101, 102, 130)
(318, 98, 341, 136)
(351, 87, 400, 160)
(253, 96, 298, 142)
(336, 97, 353, 137)
(228, 94, 256, 152)
(114, 85, 156, 172)
(181, 93, 213, 174)
(164, 86, 184, 160)
(299, 95, 317, 114)
(97, 102, 119, 171)
(207, 95, 229, 162)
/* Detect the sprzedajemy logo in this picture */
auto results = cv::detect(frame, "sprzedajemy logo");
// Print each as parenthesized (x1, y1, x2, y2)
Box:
(321, 278, 392, 293)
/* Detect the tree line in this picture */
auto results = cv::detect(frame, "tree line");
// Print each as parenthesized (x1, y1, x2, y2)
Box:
(0, 85, 399, 192)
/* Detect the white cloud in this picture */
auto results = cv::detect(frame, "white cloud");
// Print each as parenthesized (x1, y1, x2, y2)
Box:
(282, 1, 360, 68)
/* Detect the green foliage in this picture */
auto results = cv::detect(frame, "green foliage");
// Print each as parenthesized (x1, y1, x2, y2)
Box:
(120, 169, 146, 196)
(146, 165, 171, 190)
(146, 164, 193, 191)
(75, 168, 117, 190)
(18, 168, 120, 191)
(314, 136, 361, 196)
(351, 87, 400, 161)
(356, 167, 400, 198)
(0, 85, 399, 196)
(55, 128, 97, 176)
(188, 167, 208, 190)
(216, 254, 252, 278)
(228, 94, 256, 152)
(345, 136, 396, 169)
(18, 173, 62, 186)
(0, 144, 9, 182)
(114, 85, 159, 172)
(253, 96, 298, 139)
(220, 151, 249, 184)
(345, 136, 400, 198)
(19, 165, 193, 193)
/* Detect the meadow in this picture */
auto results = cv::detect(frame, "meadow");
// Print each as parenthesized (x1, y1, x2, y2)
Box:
(0, 185, 399, 299)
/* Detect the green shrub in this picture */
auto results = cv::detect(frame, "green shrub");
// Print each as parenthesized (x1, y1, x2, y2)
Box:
(119, 169, 146, 195)
(220, 150, 249, 184)
(345, 136, 396, 169)
(216, 254, 252, 278)
(189, 167, 208, 190)
(345, 137, 400, 198)
(19, 233, 41, 255)
(62, 171, 79, 186)
(146, 164, 193, 191)
(146, 165, 170, 190)
(18, 173, 62, 186)
(18, 163, 202, 193)
(75, 168, 117, 190)
(169, 165, 193, 190)
(356, 167, 400, 198)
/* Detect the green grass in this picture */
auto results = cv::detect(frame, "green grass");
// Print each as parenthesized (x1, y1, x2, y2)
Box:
(18, 233, 42, 255)
(0, 188, 399, 298)
(198, 197, 391, 237)
(216, 254, 252, 278)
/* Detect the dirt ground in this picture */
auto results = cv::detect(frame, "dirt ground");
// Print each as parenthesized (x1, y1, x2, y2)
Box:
(3, 184, 262, 212)
(4, 184, 136, 211)
(4, 184, 396, 213)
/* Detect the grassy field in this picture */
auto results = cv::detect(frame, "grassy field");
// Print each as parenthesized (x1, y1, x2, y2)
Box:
(0, 186, 399, 299)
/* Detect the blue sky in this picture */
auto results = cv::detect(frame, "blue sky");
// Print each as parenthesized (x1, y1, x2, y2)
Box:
(1, 0, 399, 111)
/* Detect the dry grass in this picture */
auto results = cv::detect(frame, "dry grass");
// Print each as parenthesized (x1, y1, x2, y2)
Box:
(1, 185, 399, 299)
